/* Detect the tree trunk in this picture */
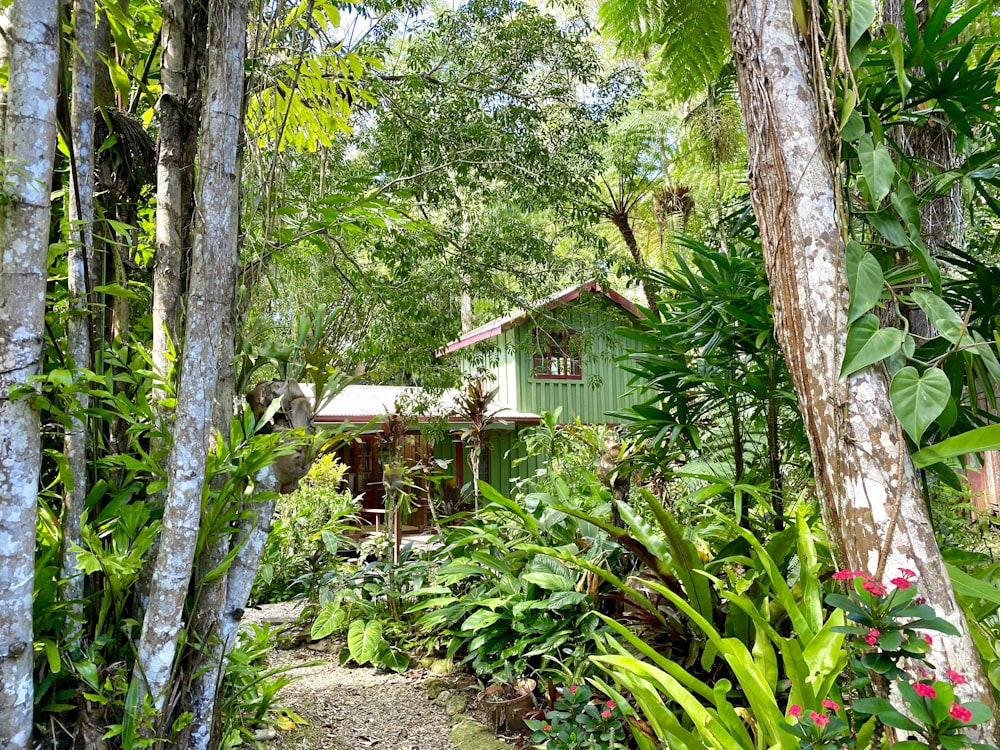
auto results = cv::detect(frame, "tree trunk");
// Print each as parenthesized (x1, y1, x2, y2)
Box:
(132, 0, 247, 728)
(62, 0, 97, 649)
(608, 211, 660, 319)
(726, 0, 997, 740)
(0, 2, 60, 747)
(153, 0, 191, 397)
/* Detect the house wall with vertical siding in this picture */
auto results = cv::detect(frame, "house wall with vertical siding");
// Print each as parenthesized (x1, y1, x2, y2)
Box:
(511, 297, 645, 423)
(446, 294, 646, 500)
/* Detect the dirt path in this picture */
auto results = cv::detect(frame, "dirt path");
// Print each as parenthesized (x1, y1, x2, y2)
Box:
(244, 603, 511, 750)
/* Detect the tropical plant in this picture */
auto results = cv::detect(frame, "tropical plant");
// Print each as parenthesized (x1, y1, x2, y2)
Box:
(411, 483, 620, 681)
(252, 455, 359, 602)
(525, 683, 629, 750)
(619, 229, 804, 532)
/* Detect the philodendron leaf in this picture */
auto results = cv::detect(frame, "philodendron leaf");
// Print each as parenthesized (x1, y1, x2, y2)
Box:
(910, 290, 966, 345)
(311, 603, 346, 641)
(847, 244, 884, 323)
(858, 134, 895, 204)
(841, 314, 906, 377)
(889, 367, 950, 444)
(348, 619, 384, 665)
(849, 0, 876, 48)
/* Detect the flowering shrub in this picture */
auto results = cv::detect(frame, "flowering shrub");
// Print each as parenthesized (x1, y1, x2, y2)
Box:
(782, 569, 996, 750)
(826, 568, 955, 680)
(525, 683, 628, 750)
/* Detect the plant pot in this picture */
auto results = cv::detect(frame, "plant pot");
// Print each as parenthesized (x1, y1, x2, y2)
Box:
(482, 678, 536, 732)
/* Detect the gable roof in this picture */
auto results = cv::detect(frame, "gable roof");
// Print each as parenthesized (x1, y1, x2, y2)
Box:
(438, 280, 641, 356)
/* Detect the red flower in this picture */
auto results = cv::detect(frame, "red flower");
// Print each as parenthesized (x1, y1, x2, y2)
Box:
(946, 669, 968, 685)
(899, 567, 917, 578)
(606, 700, 616, 709)
(890, 577, 912, 589)
(913, 683, 937, 698)
(787, 704, 803, 718)
(923, 633, 933, 645)
(821, 699, 840, 711)
(949, 703, 973, 723)
(569, 685, 578, 694)
(832, 569, 865, 580)
(810, 711, 830, 727)
(862, 580, 888, 596)
(543, 725, 552, 731)
(601, 710, 612, 719)
(864, 628, 880, 646)
(915, 596, 927, 605)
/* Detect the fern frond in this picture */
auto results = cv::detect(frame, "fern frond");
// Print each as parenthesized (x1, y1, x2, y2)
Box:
(598, 0, 729, 101)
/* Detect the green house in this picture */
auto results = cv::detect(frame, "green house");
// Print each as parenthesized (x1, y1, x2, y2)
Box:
(437, 280, 646, 494)
(315, 281, 645, 525)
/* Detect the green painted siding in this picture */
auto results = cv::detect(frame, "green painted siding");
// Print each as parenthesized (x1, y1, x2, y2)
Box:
(432, 428, 535, 499)
(512, 297, 644, 423)
(447, 292, 646, 498)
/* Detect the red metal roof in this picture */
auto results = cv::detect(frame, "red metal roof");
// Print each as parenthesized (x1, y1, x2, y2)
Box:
(438, 280, 641, 356)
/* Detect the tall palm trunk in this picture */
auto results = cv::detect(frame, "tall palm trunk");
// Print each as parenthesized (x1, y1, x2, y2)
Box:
(726, 0, 996, 740)
(0, 2, 60, 747)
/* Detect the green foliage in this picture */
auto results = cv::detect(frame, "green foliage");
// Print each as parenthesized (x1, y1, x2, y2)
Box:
(525, 683, 628, 750)
(597, 0, 729, 103)
(220, 623, 308, 748)
(411, 482, 619, 681)
(593, 531, 996, 750)
(619, 230, 805, 529)
(838, 0, 1000, 483)
(252, 455, 359, 602)
(245, 0, 373, 152)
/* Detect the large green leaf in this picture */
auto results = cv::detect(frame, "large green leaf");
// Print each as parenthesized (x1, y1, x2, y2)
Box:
(841, 314, 905, 377)
(378, 645, 410, 673)
(522, 571, 574, 591)
(889, 366, 950, 444)
(910, 290, 967, 345)
(911, 424, 1000, 469)
(347, 619, 384, 665)
(947, 563, 1000, 606)
(461, 610, 504, 632)
(311, 603, 346, 641)
(847, 244, 884, 323)
(849, 0, 876, 48)
(858, 134, 895, 203)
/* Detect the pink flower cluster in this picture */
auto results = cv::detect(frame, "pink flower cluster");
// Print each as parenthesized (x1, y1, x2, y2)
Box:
(831, 566, 918, 597)
(787, 703, 837, 726)
(600, 699, 615, 720)
(946, 669, 968, 686)
(809, 711, 830, 726)
(913, 682, 937, 698)
(950, 703, 973, 723)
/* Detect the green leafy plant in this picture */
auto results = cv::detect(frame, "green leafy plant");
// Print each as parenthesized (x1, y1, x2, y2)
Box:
(525, 683, 628, 750)
(220, 623, 309, 748)
(252, 455, 359, 602)
(827, 569, 955, 680)
(780, 573, 996, 750)
(411, 482, 617, 681)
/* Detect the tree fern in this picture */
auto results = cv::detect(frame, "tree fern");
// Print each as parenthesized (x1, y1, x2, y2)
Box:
(598, 0, 729, 102)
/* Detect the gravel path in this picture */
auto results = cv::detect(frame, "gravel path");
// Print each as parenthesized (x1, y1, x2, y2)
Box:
(242, 603, 495, 750)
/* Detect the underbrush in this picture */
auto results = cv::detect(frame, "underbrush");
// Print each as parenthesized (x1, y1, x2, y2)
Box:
(252, 455, 359, 603)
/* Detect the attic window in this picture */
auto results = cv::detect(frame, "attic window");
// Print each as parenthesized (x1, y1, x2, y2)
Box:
(532, 328, 582, 380)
